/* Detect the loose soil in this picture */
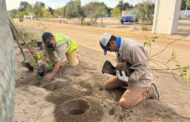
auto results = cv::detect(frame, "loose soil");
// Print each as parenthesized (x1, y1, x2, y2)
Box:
(13, 19, 190, 122)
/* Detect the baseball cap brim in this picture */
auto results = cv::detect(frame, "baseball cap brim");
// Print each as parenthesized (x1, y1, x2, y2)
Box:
(100, 41, 109, 55)
(104, 50, 107, 55)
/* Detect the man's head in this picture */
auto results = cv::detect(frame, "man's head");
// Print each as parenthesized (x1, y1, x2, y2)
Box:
(99, 32, 117, 55)
(42, 32, 55, 49)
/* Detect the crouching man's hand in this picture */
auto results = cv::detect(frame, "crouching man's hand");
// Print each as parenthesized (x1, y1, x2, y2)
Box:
(43, 61, 63, 82)
(43, 73, 54, 81)
(116, 70, 128, 82)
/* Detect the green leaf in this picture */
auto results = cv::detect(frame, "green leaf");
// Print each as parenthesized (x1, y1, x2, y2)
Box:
(144, 42, 147, 46)
(188, 77, 190, 82)
(153, 36, 158, 39)
(182, 69, 187, 73)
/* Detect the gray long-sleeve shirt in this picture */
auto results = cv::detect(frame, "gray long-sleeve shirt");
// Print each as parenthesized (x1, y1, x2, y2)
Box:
(117, 37, 153, 87)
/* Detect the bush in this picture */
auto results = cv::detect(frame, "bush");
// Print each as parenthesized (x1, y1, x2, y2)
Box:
(19, 17, 24, 22)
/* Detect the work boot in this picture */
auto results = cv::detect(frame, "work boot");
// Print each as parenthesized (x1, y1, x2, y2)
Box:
(149, 83, 160, 100)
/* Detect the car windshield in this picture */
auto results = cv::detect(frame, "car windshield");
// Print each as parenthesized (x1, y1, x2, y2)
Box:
(127, 11, 136, 16)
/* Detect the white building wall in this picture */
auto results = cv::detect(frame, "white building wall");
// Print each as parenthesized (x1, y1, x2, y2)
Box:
(152, 0, 182, 34)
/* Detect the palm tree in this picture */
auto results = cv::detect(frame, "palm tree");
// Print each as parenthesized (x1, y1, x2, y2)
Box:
(0, 0, 16, 121)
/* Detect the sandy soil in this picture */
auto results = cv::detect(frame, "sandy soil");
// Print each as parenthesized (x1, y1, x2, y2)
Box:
(13, 19, 190, 66)
(13, 19, 190, 122)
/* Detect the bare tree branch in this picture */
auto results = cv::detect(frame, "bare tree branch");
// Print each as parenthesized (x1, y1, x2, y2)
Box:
(149, 37, 183, 58)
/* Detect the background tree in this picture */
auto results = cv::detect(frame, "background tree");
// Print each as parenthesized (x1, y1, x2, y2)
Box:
(19, 1, 30, 12)
(8, 9, 18, 18)
(122, 2, 134, 11)
(111, 6, 120, 17)
(43, 9, 53, 18)
(107, 8, 112, 17)
(48, 7, 54, 16)
(64, 0, 82, 18)
(54, 7, 64, 17)
(135, 1, 154, 24)
(33, 2, 46, 18)
(187, 0, 190, 8)
(82, 2, 108, 24)
(17, 1, 32, 20)
(181, 0, 190, 10)
(118, 0, 124, 15)
(112, 1, 134, 17)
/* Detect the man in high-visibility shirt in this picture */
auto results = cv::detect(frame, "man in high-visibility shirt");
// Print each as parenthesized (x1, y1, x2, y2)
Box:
(41, 32, 79, 81)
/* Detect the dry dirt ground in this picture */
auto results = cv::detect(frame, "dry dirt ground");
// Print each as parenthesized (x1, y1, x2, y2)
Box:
(13, 19, 190, 122)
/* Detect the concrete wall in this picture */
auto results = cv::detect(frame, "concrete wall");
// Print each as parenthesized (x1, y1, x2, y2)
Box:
(0, 0, 16, 121)
(152, 0, 182, 34)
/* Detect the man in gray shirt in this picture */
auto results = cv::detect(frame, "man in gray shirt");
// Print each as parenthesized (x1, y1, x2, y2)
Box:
(99, 32, 159, 109)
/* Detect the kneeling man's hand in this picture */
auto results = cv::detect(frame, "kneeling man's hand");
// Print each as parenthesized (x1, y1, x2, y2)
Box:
(116, 70, 128, 82)
(43, 73, 54, 81)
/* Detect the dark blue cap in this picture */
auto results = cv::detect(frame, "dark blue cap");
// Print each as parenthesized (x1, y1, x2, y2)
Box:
(42, 32, 53, 42)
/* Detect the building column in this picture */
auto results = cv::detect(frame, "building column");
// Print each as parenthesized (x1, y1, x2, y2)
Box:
(152, 0, 182, 34)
